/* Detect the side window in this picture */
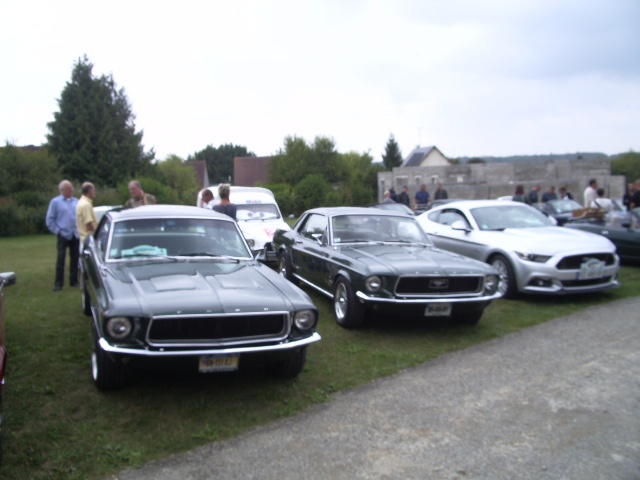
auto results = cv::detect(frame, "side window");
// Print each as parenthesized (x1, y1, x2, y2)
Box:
(97, 218, 111, 259)
(438, 210, 471, 228)
(301, 214, 328, 240)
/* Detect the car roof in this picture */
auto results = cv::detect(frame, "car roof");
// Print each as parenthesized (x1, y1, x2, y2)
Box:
(106, 204, 233, 221)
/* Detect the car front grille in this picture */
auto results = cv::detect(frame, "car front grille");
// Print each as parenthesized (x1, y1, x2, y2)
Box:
(147, 313, 289, 346)
(395, 276, 483, 296)
(561, 276, 613, 287)
(556, 253, 616, 270)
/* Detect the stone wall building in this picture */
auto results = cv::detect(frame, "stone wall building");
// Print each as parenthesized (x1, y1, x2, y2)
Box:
(378, 146, 625, 207)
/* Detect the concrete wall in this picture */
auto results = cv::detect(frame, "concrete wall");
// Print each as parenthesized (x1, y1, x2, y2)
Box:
(378, 158, 625, 207)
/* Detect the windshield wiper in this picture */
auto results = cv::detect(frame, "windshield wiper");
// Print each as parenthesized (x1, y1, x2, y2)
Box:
(177, 252, 241, 262)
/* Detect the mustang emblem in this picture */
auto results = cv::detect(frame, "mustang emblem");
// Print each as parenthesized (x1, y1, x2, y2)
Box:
(429, 279, 449, 289)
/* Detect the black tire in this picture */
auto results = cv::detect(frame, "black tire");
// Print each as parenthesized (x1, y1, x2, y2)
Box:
(270, 347, 307, 378)
(490, 254, 518, 298)
(277, 251, 298, 286)
(454, 310, 483, 325)
(82, 282, 91, 316)
(91, 325, 126, 390)
(333, 277, 365, 328)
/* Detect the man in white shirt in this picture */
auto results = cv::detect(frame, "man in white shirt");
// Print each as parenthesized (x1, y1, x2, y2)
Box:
(583, 178, 598, 207)
(591, 188, 614, 213)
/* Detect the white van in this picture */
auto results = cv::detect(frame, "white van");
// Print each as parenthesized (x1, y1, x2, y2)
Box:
(197, 186, 290, 263)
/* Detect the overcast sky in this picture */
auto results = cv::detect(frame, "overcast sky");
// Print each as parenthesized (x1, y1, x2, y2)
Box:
(1, 0, 639, 162)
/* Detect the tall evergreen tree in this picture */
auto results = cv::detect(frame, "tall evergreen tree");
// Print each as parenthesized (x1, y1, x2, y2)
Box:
(47, 56, 154, 186)
(382, 134, 403, 170)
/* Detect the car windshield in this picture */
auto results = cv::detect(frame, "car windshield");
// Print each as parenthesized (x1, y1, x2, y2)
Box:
(548, 199, 582, 214)
(331, 214, 431, 245)
(470, 205, 555, 230)
(107, 217, 252, 260)
(236, 203, 280, 221)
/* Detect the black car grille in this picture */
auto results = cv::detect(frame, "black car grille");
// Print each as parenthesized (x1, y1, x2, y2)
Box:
(561, 276, 613, 288)
(395, 276, 483, 296)
(148, 313, 289, 344)
(556, 253, 616, 270)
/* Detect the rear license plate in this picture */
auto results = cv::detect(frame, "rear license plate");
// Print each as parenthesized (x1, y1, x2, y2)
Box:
(424, 303, 452, 317)
(199, 354, 239, 373)
(578, 259, 605, 280)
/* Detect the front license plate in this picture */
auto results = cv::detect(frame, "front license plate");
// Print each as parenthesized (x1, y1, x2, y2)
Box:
(199, 354, 239, 373)
(424, 303, 452, 317)
(578, 259, 605, 280)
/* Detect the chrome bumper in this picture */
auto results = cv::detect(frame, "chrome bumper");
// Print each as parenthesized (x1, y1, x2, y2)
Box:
(355, 291, 502, 303)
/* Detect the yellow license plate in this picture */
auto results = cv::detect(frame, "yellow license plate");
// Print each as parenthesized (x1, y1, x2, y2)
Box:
(199, 354, 239, 373)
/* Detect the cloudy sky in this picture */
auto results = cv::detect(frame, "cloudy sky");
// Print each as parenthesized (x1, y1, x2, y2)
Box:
(1, 0, 639, 162)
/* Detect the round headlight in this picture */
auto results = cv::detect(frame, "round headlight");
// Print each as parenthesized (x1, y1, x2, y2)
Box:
(365, 275, 382, 293)
(484, 274, 500, 294)
(106, 317, 132, 340)
(293, 310, 317, 331)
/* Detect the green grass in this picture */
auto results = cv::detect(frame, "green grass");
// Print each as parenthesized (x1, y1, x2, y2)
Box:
(2, 235, 639, 479)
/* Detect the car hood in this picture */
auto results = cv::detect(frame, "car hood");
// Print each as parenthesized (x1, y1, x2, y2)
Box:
(104, 261, 297, 317)
(337, 244, 494, 276)
(474, 226, 616, 254)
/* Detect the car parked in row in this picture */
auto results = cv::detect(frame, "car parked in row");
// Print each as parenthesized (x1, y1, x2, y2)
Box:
(530, 199, 583, 226)
(416, 200, 620, 298)
(0, 271, 16, 464)
(273, 207, 502, 328)
(197, 186, 289, 263)
(82, 205, 320, 390)
(565, 207, 640, 263)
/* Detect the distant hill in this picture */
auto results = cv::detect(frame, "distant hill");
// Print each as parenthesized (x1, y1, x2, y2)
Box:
(456, 152, 611, 164)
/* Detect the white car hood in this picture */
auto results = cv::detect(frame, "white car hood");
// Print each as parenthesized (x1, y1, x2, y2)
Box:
(239, 219, 290, 249)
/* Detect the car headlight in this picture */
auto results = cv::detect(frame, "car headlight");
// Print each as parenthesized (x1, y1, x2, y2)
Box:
(365, 275, 382, 293)
(245, 238, 256, 248)
(293, 310, 317, 331)
(484, 274, 500, 294)
(515, 252, 551, 263)
(105, 317, 133, 340)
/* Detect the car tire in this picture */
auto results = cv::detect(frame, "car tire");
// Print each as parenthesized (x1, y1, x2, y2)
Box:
(82, 281, 91, 316)
(490, 254, 518, 298)
(270, 346, 307, 378)
(333, 277, 365, 328)
(91, 325, 126, 390)
(454, 310, 483, 325)
(278, 251, 298, 286)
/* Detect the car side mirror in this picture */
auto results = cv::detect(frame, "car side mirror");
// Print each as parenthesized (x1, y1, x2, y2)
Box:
(451, 220, 471, 232)
(311, 233, 326, 246)
(0, 272, 16, 287)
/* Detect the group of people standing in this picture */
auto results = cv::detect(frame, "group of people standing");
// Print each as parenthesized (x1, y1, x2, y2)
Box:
(383, 183, 448, 209)
(199, 184, 237, 220)
(45, 179, 156, 291)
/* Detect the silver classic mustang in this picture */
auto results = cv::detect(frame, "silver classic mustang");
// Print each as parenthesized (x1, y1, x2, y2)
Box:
(81, 205, 320, 390)
(273, 207, 501, 328)
(416, 200, 620, 298)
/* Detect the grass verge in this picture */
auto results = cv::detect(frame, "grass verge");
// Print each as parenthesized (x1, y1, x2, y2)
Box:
(1, 235, 639, 479)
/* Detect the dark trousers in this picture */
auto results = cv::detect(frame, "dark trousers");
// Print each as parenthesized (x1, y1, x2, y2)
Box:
(55, 234, 79, 288)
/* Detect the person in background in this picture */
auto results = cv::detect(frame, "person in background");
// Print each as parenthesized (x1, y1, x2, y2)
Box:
(415, 184, 430, 208)
(434, 183, 448, 200)
(397, 186, 410, 207)
(76, 182, 98, 245)
(558, 186, 574, 200)
(512, 185, 526, 203)
(389, 187, 398, 202)
(125, 180, 156, 207)
(526, 185, 541, 204)
(541, 186, 558, 203)
(212, 183, 237, 220)
(382, 190, 395, 204)
(200, 189, 214, 208)
(46, 180, 79, 291)
(630, 179, 640, 210)
(591, 188, 614, 213)
(583, 178, 598, 208)
(622, 182, 635, 211)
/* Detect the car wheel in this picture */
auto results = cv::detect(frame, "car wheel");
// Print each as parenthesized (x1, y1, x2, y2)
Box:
(277, 251, 298, 286)
(270, 346, 307, 378)
(490, 254, 517, 298)
(91, 325, 126, 390)
(454, 310, 483, 325)
(82, 282, 91, 316)
(333, 277, 365, 328)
